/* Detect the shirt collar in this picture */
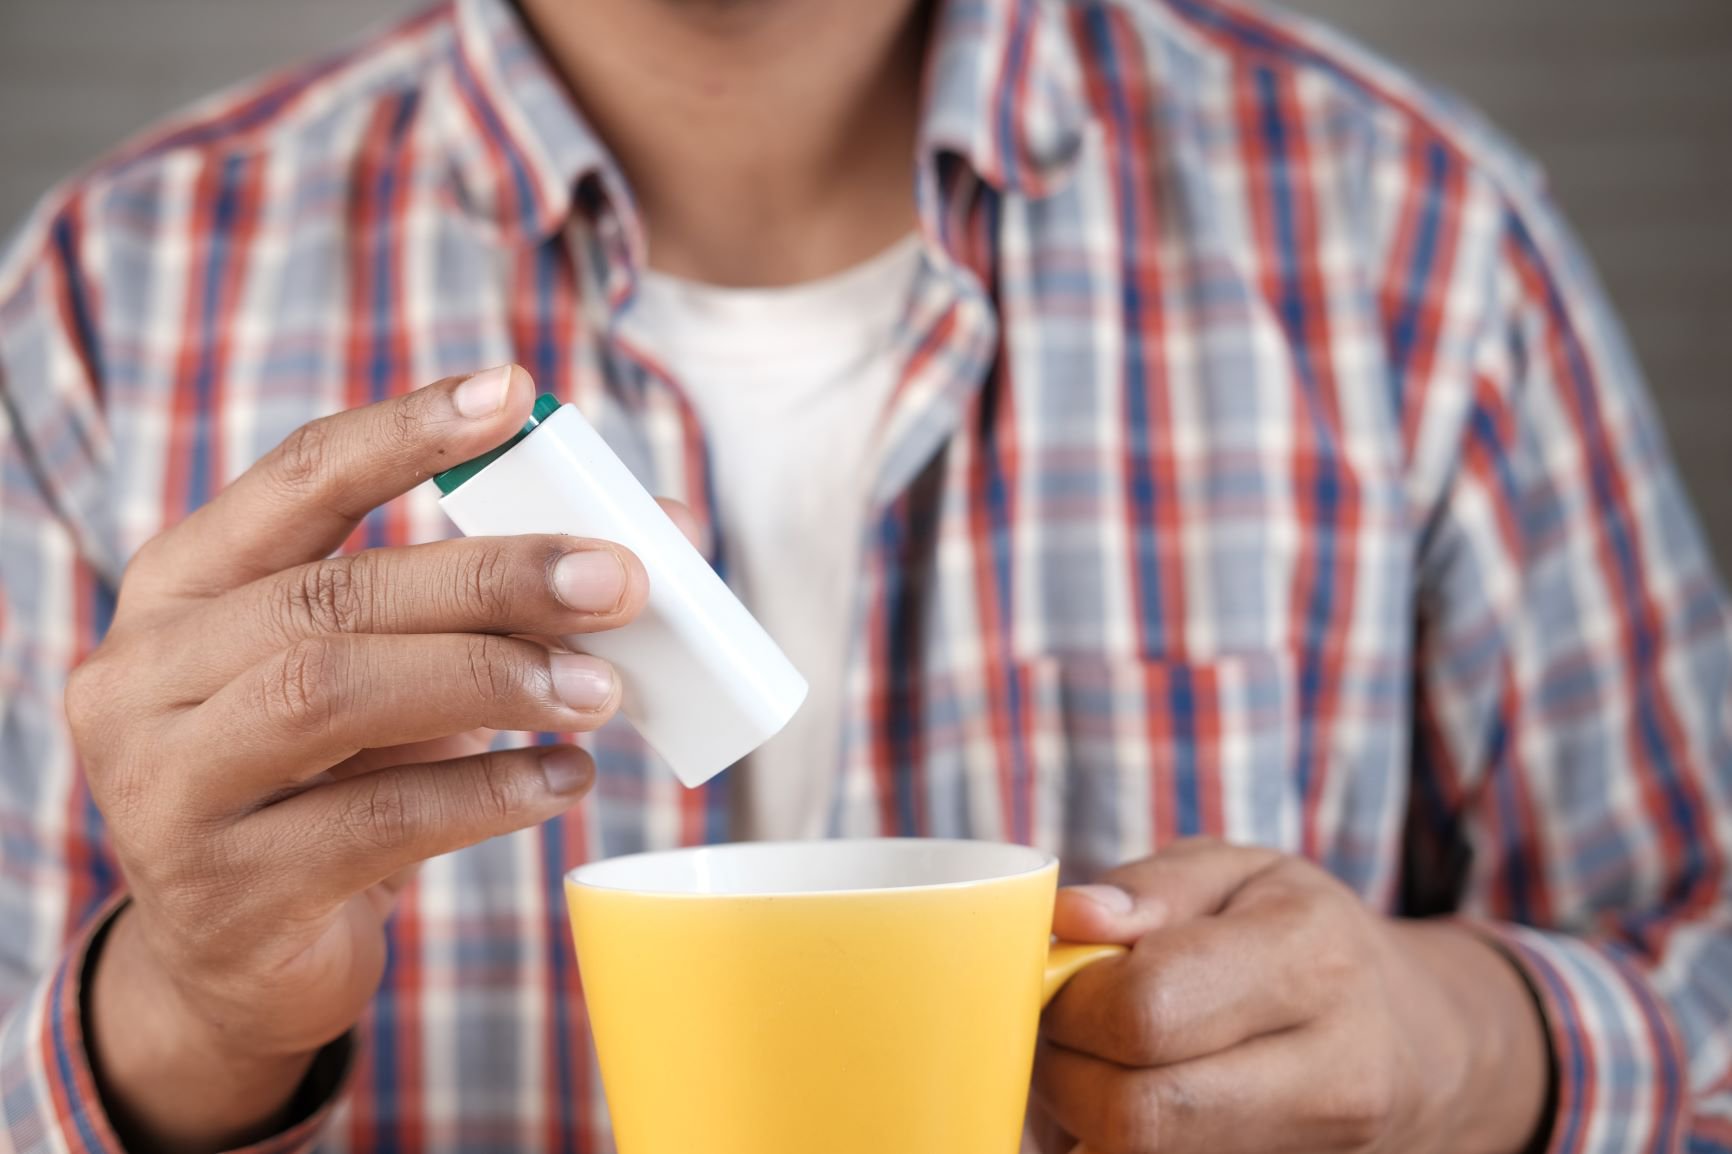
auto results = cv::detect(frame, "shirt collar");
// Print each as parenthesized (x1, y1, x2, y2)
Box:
(446, 0, 616, 241)
(445, 0, 1091, 244)
(919, 0, 1092, 201)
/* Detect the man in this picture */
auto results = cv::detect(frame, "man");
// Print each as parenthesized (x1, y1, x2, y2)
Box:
(0, 0, 1727, 1150)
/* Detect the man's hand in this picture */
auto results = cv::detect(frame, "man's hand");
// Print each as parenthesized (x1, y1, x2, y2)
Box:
(71, 366, 649, 1152)
(1034, 839, 1551, 1154)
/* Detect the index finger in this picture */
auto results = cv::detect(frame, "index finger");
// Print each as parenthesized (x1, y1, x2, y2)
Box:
(128, 364, 535, 602)
(1042, 904, 1324, 1068)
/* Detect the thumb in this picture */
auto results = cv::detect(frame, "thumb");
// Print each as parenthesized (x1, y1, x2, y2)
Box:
(1053, 838, 1283, 944)
(655, 497, 709, 554)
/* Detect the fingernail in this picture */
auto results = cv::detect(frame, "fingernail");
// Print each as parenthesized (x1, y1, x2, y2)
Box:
(552, 549, 627, 614)
(540, 748, 591, 795)
(1068, 884, 1134, 916)
(453, 364, 514, 419)
(549, 653, 615, 712)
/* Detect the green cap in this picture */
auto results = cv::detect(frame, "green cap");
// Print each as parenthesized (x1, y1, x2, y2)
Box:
(434, 392, 563, 495)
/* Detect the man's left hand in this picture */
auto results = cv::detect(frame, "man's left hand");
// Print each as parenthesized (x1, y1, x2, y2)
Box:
(1035, 839, 1551, 1154)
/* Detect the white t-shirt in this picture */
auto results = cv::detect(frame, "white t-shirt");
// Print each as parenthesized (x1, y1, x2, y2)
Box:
(627, 235, 924, 840)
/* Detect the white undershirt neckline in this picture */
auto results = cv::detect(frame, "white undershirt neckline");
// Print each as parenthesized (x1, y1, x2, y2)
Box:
(626, 234, 925, 840)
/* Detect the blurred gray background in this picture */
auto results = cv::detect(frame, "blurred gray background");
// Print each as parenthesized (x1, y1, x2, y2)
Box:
(2, 0, 1729, 568)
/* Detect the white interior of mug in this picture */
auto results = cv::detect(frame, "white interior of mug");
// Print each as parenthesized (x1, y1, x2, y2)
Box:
(566, 838, 1055, 897)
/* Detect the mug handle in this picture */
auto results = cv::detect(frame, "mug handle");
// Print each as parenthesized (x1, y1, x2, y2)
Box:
(1043, 943, 1126, 1154)
(1041, 942, 1127, 1007)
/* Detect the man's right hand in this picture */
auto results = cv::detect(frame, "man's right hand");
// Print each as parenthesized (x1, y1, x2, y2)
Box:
(68, 366, 642, 1152)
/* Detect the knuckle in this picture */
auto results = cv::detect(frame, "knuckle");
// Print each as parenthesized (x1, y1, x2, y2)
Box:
(285, 556, 367, 635)
(65, 645, 150, 768)
(260, 637, 342, 735)
(472, 752, 528, 825)
(388, 394, 421, 446)
(463, 634, 521, 705)
(453, 540, 516, 621)
(1237, 861, 1326, 923)
(1268, 853, 1337, 899)
(63, 655, 111, 732)
(340, 774, 420, 853)
(122, 532, 170, 585)
(272, 418, 338, 497)
(1275, 861, 1321, 898)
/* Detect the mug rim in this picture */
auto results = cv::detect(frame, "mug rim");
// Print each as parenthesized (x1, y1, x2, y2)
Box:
(565, 837, 1057, 898)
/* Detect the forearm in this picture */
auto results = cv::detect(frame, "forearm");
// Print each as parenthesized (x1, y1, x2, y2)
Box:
(87, 906, 317, 1153)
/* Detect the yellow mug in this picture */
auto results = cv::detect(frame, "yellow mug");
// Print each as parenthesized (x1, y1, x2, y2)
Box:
(566, 838, 1123, 1154)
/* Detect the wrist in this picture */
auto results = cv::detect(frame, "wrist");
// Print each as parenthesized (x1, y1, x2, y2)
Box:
(87, 904, 318, 1153)
(1393, 920, 1551, 1154)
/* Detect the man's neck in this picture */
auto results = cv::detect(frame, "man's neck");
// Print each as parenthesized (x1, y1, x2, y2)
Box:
(519, 0, 929, 287)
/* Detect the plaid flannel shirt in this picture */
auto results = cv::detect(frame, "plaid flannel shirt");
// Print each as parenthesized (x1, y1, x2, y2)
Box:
(2, 0, 1729, 1149)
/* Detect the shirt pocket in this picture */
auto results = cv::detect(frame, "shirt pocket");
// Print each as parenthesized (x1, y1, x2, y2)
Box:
(1003, 651, 1301, 882)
